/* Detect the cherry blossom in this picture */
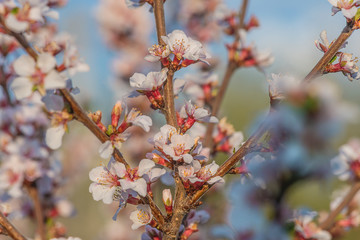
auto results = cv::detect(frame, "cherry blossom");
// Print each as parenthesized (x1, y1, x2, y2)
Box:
(130, 204, 152, 230)
(328, 0, 360, 19)
(162, 29, 211, 63)
(89, 159, 126, 204)
(178, 100, 218, 133)
(10, 53, 65, 99)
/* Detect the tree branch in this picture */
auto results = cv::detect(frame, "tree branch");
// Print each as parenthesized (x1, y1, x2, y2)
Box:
(319, 181, 360, 230)
(26, 185, 46, 240)
(153, 0, 178, 129)
(204, 0, 249, 148)
(304, 23, 354, 82)
(0, 212, 26, 240)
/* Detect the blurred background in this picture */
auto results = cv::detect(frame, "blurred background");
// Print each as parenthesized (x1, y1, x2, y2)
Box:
(11, 0, 359, 239)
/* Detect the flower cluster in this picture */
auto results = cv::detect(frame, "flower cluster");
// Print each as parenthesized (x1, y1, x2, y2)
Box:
(146, 29, 211, 70)
(88, 101, 153, 159)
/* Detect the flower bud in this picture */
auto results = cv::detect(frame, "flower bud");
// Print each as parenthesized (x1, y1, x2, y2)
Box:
(162, 189, 173, 215)
(111, 101, 122, 128)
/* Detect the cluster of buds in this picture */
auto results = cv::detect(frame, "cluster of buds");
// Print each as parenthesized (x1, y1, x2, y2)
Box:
(227, 34, 274, 70)
(212, 118, 244, 154)
(88, 101, 152, 159)
(220, 10, 259, 36)
(177, 101, 218, 134)
(145, 29, 211, 71)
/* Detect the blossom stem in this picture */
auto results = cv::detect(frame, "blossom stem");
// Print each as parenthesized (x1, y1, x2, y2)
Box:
(203, 0, 249, 148)
(153, 0, 178, 129)
(304, 23, 354, 81)
(0, 212, 26, 240)
(319, 181, 360, 230)
(26, 185, 46, 240)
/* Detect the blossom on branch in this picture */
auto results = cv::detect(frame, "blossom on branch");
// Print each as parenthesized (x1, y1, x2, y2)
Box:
(10, 53, 65, 99)
(328, 0, 360, 20)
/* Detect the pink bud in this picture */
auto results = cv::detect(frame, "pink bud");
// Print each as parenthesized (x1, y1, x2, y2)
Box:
(111, 101, 122, 128)
(162, 189, 173, 215)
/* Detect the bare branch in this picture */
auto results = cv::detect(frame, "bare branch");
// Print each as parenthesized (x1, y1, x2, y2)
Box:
(0, 212, 26, 240)
(26, 185, 46, 240)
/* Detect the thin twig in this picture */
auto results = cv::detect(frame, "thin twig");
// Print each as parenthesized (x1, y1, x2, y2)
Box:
(153, 0, 178, 129)
(304, 24, 354, 81)
(0, 212, 26, 240)
(26, 185, 46, 240)
(319, 181, 360, 230)
(203, 0, 249, 148)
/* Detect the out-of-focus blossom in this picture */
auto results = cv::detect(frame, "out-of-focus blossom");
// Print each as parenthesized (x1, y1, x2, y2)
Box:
(3, 0, 59, 33)
(96, 0, 151, 49)
(267, 73, 301, 101)
(294, 211, 331, 240)
(331, 138, 360, 180)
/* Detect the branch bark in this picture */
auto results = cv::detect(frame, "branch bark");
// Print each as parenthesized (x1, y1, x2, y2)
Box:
(153, 0, 178, 129)
(0, 212, 26, 240)
(304, 24, 354, 81)
(319, 181, 360, 230)
(26, 185, 46, 240)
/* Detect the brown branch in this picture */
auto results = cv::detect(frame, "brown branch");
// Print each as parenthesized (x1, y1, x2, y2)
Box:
(161, 69, 178, 128)
(304, 24, 354, 82)
(203, 0, 249, 148)
(153, 0, 178, 129)
(319, 181, 360, 230)
(203, 62, 236, 147)
(0, 212, 26, 240)
(190, 120, 268, 205)
(26, 185, 46, 240)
